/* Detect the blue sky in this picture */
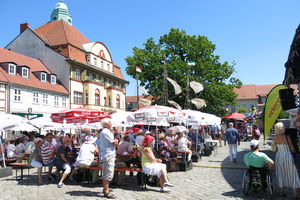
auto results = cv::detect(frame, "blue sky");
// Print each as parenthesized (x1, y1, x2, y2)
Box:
(1, 0, 299, 96)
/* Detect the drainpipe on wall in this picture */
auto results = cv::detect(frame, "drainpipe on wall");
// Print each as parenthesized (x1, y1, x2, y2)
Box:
(7, 83, 11, 114)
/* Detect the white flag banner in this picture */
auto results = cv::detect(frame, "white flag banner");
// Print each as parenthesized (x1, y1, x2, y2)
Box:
(190, 81, 204, 94)
(166, 77, 182, 95)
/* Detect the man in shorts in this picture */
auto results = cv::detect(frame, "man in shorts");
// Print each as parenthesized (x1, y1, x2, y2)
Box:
(100, 118, 118, 199)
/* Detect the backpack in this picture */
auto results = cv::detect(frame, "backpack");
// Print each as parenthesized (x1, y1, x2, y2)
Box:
(250, 170, 262, 193)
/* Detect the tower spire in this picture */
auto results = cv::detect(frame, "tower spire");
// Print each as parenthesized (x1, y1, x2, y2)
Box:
(50, 1, 72, 26)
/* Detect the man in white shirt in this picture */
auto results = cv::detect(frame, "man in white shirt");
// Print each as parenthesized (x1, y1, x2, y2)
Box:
(100, 118, 118, 198)
(135, 130, 145, 147)
(75, 138, 100, 183)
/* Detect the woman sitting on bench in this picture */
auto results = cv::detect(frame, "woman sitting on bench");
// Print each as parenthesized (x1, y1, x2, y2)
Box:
(176, 132, 192, 161)
(29, 138, 44, 184)
(140, 135, 174, 193)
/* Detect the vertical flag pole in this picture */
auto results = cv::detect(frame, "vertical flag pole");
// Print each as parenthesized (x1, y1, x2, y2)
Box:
(136, 72, 139, 110)
(136, 66, 142, 110)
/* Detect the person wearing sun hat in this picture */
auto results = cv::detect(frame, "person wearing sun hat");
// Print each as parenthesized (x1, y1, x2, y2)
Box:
(140, 135, 173, 193)
(244, 140, 274, 169)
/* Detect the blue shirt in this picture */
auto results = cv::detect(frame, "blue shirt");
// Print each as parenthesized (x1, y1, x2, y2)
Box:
(100, 128, 115, 159)
(224, 127, 240, 144)
(128, 133, 135, 144)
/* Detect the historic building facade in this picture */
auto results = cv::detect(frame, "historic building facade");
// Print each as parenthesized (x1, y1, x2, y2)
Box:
(5, 1, 128, 114)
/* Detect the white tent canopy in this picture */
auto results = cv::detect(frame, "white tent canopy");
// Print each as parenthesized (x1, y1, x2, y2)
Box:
(182, 109, 221, 128)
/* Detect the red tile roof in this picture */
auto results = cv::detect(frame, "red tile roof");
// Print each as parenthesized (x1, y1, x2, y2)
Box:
(33, 20, 127, 81)
(0, 48, 68, 94)
(234, 84, 298, 100)
(34, 20, 90, 50)
(233, 85, 257, 100)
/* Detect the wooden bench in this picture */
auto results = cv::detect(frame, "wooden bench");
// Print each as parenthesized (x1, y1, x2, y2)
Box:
(77, 166, 145, 187)
(9, 163, 30, 180)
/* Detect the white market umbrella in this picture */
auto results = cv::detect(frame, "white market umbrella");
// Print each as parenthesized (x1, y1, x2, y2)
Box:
(111, 110, 133, 127)
(128, 105, 185, 125)
(0, 114, 28, 131)
(6, 122, 38, 132)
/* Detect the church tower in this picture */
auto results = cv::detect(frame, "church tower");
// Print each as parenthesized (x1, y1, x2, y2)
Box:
(50, 0, 72, 26)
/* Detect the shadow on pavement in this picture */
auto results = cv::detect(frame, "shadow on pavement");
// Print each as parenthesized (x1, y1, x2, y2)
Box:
(220, 138, 277, 199)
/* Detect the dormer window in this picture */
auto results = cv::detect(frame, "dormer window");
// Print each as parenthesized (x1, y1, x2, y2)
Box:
(50, 75, 56, 84)
(22, 67, 29, 78)
(8, 64, 16, 75)
(41, 72, 47, 82)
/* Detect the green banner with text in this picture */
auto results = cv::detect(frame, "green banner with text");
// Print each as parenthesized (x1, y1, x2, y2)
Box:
(263, 84, 288, 140)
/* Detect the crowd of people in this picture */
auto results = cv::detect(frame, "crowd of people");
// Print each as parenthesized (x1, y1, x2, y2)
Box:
(2, 119, 299, 199)
(1, 119, 223, 198)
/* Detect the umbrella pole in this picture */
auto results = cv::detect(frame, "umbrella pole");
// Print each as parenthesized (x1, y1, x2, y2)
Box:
(0, 135, 6, 168)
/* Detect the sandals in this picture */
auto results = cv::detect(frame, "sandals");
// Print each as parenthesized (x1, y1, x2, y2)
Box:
(102, 189, 113, 193)
(103, 192, 117, 199)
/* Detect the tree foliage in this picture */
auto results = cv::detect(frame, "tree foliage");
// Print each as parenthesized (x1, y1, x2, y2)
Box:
(237, 107, 248, 114)
(125, 28, 242, 116)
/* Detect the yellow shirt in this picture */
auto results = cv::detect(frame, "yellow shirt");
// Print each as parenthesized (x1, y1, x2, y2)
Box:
(141, 147, 152, 168)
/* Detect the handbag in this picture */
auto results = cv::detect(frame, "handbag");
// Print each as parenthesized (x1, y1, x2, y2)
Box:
(271, 140, 277, 152)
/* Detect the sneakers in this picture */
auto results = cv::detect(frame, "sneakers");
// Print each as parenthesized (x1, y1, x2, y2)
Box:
(164, 182, 174, 187)
(233, 158, 237, 163)
(160, 188, 171, 193)
(57, 183, 63, 188)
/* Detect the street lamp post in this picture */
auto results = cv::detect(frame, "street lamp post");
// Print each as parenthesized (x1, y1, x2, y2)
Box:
(27, 107, 32, 119)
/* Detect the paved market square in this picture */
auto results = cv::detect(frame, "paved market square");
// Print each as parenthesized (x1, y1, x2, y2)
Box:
(0, 136, 287, 200)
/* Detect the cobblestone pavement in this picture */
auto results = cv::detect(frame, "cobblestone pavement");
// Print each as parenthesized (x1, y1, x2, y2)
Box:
(0, 136, 292, 200)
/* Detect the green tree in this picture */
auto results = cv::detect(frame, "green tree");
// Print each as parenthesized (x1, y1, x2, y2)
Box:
(237, 107, 248, 114)
(277, 110, 289, 119)
(125, 28, 242, 116)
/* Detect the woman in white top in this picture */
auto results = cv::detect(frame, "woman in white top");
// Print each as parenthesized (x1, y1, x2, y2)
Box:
(177, 132, 192, 161)
(16, 138, 26, 163)
(7, 140, 16, 158)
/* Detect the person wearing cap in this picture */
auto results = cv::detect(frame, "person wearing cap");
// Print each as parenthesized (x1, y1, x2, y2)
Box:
(74, 137, 100, 184)
(135, 130, 145, 147)
(224, 122, 240, 163)
(244, 139, 274, 193)
(140, 134, 174, 193)
(244, 140, 274, 169)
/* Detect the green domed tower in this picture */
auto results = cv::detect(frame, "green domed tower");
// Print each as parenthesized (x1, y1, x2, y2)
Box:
(50, 0, 72, 26)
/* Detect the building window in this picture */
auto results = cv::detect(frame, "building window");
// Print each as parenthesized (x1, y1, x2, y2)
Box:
(85, 90, 88, 105)
(74, 91, 82, 104)
(62, 97, 67, 107)
(104, 97, 106, 106)
(94, 57, 97, 66)
(75, 68, 81, 80)
(41, 72, 47, 82)
(107, 64, 110, 72)
(261, 97, 266, 104)
(50, 75, 56, 84)
(42, 94, 48, 104)
(54, 96, 59, 106)
(14, 89, 21, 101)
(116, 95, 120, 109)
(33, 92, 39, 103)
(95, 89, 100, 106)
(89, 73, 94, 81)
(101, 61, 104, 69)
(22, 68, 29, 78)
(8, 64, 16, 75)
(108, 96, 111, 107)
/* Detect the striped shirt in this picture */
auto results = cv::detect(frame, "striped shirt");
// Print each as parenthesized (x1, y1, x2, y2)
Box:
(41, 140, 55, 164)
